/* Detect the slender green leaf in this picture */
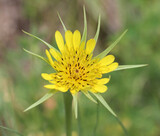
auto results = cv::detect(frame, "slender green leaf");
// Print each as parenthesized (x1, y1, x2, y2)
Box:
(72, 93, 78, 119)
(95, 30, 128, 59)
(0, 126, 23, 136)
(81, 6, 87, 44)
(82, 91, 97, 103)
(94, 15, 101, 43)
(93, 93, 117, 117)
(114, 64, 148, 71)
(23, 48, 49, 64)
(57, 12, 67, 32)
(24, 90, 57, 112)
(22, 30, 58, 51)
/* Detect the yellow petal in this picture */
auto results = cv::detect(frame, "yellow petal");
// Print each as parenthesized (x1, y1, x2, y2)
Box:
(97, 78, 110, 85)
(85, 39, 96, 54)
(99, 55, 115, 66)
(100, 62, 119, 73)
(73, 30, 81, 50)
(79, 41, 85, 50)
(49, 48, 61, 61)
(65, 30, 73, 49)
(44, 84, 56, 89)
(41, 73, 53, 80)
(45, 49, 54, 65)
(93, 84, 108, 93)
(44, 85, 68, 92)
(55, 31, 64, 52)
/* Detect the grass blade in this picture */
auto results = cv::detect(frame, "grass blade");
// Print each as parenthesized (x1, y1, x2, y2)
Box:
(22, 30, 58, 51)
(0, 126, 23, 136)
(114, 64, 148, 71)
(81, 6, 87, 44)
(23, 48, 49, 64)
(24, 90, 57, 112)
(95, 30, 128, 59)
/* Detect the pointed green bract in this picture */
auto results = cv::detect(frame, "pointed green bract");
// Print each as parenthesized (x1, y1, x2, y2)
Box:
(22, 30, 58, 51)
(93, 93, 117, 117)
(72, 93, 78, 119)
(0, 125, 23, 136)
(82, 91, 97, 103)
(81, 6, 87, 44)
(23, 48, 49, 64)
(94, 15, 101, 43)
(92, 94, 129, 136)
(114, 64, 148, 71)
(95, 30, 128, 59)
(57, 12, 67, 32)
(24, 90, 57, 112)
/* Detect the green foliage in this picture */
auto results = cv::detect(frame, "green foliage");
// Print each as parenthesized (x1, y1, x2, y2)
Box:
(0, 0, 160, 136)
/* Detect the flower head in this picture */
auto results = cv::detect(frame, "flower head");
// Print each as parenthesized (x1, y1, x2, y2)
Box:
(42, 30, 118, 94)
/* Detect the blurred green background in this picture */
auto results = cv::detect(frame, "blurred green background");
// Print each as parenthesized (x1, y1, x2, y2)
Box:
(0, 0, 160, 136)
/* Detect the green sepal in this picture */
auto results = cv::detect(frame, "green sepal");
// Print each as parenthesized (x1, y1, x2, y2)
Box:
(23, 48, 49, 64)
(24, 90, 57, 112)
(72, 93, 78, 119)
(57, 12, 67, 32)
(94, 15, 101, 43)
(95, 30, 128, 59)
(82, 91, 97, 104)
(114, 64, 148, 71)
(22, 30, 58, 51)
(0, 125, 23, 136)
(81, 6, 87, 44)
(92, 93, 117, 117)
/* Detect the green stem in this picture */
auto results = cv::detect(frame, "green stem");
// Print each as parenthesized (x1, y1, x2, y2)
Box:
(77, 103, 82, 136)
(63, 92, 73, 136)
(93, 101, 100, 136)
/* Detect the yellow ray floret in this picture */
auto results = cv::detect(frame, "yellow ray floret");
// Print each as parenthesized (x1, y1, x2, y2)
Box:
(42, 30, 118, 94)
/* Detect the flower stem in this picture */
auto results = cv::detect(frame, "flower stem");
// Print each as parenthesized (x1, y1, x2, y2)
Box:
(92, 101, 100, 136)
(63, 92, 72, 136)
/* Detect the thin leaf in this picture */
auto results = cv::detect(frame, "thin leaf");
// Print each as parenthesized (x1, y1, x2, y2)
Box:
(72, 93, 78, 119)
(114, 64, 148, 71)
(81, 6, 87, 44)
(93, 93, 117, 117)
(24, 90, 57, 112)
(23, 48, 49, 64)
(95, 30, 128, 59)
(57, 12, 67, 32)
(0, 125, 23, 136)
(94, 15, 101, 43)
(82, 91, 97, 103)
(22, 30, 58, 51)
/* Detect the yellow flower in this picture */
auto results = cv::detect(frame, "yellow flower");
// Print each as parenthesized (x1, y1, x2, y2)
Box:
(41, 30, 118, 94)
